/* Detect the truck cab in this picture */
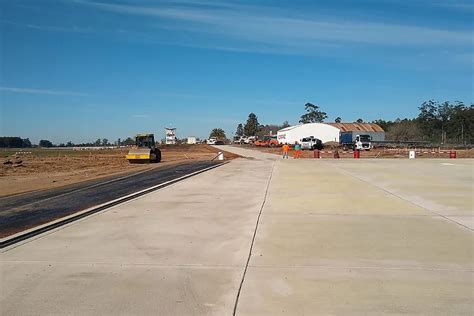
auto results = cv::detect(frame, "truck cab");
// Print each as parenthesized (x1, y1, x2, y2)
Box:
(340, 132, 372, 151)
(354, 134, 372, 151)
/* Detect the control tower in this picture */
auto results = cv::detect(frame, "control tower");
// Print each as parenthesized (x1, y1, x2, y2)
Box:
(165, 127, 177, 145)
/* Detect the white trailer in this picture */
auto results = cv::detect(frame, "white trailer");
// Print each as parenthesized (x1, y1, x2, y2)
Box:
(187, 136, 197, 145)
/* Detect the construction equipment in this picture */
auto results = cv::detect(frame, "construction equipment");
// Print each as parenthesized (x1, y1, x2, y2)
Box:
(255, 135, 279, 147)
(125, 134, 161, 163)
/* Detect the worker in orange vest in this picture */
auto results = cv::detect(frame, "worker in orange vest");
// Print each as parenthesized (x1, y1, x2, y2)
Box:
(282, 143, 290, 159)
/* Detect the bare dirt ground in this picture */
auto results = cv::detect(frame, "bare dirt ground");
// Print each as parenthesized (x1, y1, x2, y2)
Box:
(0, 145, 239, 197)
(240, 145, 474, 159)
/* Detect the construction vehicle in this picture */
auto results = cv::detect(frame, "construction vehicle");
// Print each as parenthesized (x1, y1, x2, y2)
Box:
(126, 134, 161, 163)
(255, 135, 279, 147)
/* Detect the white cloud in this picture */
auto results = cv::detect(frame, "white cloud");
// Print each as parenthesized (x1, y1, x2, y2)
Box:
(78, 0, 472, 48)
(0, 86, 90, 96)
(432, 1, 474, 11)
(2, 19, 93, 34)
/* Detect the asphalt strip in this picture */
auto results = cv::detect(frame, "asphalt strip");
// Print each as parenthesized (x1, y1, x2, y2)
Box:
(0, 161, 228, 250)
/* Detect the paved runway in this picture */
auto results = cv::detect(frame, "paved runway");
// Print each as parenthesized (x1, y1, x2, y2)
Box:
(0, 161, 220, 238)
(1, 147, 472, 315)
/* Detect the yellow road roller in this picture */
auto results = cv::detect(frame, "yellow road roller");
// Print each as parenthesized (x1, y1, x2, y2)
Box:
(126, 133, 161, 163)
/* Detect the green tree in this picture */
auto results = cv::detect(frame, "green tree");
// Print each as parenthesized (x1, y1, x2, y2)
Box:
(210, 128, 226, 139)
(22, 138, 32, 148)
(256, 124, 281, 139)
(356, 118, 364, 123)
(236, 123, 244, 137)
(386, 119, 422, 141)
(299, 103, 327, 123)
(282, 121, 290, 128)
(0, 137, 24, 148)
(335, 117, 342, 123)
(417, 100, 439, 141)
(371, 119, 395, 131)
(39, 139, 53, 147)
(123, 137, 135, 146)
(244, 113, 259, 136)
(102, 138, 109, 146)
(446, 102, 473, 144)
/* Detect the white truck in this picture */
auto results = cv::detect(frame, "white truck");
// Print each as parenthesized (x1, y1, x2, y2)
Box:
(340, 132, 372, 150)
(244, 136, 257, 144)
(207, 137, 217, 145)
(300, 137, 324, 150)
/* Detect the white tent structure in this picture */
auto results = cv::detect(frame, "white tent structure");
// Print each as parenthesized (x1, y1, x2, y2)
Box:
(277, 123, 340, 144)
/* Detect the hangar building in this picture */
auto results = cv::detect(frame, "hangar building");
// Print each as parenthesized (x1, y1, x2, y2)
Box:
(277, 122, 385, 144)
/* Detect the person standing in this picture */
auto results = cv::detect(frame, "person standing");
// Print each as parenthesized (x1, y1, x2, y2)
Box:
(294, 142, 301, 159)
(282, 143, 290, 159)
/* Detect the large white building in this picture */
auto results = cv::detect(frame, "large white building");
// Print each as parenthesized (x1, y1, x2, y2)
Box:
(277, 123, 384, 144)
(277, 123, 340, 144)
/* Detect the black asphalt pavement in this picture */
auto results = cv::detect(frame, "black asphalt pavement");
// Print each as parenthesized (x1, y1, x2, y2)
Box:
(0, 161, 221, 238)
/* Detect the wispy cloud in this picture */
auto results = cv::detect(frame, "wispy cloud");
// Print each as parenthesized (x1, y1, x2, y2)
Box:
(0, 86, 90, 96)
(2, 19, 94, 34)
(77, 0, 472, 49)
(431, 1, 474, 11)
(131, 114, 151, 118)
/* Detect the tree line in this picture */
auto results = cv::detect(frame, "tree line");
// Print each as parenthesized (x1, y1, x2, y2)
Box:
(231, 113, 290, 140)
(228, 100, 473, 144)
(0, 137, 140, 148)
(0, 137, 33, 148)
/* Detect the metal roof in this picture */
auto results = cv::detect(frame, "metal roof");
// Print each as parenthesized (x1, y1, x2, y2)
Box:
(136, 133, 154, 137)
(326, 123, 385, 132)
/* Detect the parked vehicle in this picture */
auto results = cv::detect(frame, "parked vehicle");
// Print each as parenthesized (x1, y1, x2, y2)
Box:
(244, 136, 257, 144)
(300, 137, 323, 150)
(233, 136, 248, 144)
(207, 137, 217, 145)
(340, 132, 372, 150)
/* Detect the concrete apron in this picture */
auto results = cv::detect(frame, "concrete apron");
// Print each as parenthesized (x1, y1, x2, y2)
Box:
(226, 149, 472, 315)
(1, 152, 275, 315)
(1, 144, 472, 315)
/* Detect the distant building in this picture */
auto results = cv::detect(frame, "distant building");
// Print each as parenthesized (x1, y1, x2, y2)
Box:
(187, 136, 197, 145)
(277, 122, 385, 144)
(165, 127, 177, 145)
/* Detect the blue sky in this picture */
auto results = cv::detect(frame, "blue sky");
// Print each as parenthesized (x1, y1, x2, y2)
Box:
(1, 0, 473, 143)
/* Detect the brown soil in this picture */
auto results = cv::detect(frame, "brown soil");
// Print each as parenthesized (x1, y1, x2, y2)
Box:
(0, 145, 239, 197)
